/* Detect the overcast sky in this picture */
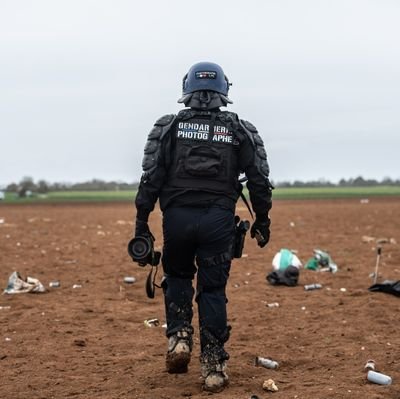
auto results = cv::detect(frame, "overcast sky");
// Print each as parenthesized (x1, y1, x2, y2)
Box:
(1, 0, 399, 186)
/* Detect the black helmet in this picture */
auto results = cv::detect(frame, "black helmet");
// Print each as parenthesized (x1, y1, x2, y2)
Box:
(181, 62, 231, 96)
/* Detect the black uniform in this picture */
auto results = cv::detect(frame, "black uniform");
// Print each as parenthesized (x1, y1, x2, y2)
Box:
(135, 108, 272, 363)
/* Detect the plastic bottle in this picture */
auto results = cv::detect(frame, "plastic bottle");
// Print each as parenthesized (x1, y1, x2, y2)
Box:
(255, 356, 279, 369)
(367, 370, 392, 385)
(304, 283, 322, 291)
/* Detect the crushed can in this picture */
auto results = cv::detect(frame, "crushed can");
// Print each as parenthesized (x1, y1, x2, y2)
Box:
(144, 318, 160, 327)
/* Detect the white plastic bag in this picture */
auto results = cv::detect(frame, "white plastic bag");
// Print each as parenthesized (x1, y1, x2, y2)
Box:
(3, 271, 46, 294)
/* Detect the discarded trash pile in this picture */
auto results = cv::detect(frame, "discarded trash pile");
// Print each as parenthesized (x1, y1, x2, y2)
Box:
(266, 248, 338, 287)
(304, 249, 338, 273)
(266, 248, 301, 286)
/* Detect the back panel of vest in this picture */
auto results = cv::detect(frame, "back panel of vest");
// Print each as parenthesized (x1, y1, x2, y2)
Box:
(167, 112, 240, 195)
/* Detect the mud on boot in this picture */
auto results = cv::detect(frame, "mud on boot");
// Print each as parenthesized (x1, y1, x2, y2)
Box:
(166, 330, 193, 373)
(201, 360, 229, 393)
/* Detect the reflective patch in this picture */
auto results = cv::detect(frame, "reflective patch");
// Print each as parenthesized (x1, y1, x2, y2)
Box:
(176, 120, 233, 144)
(195, 71, 217, 79)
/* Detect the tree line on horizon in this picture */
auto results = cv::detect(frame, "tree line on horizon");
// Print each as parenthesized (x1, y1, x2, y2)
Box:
(2, 176, 400, 197)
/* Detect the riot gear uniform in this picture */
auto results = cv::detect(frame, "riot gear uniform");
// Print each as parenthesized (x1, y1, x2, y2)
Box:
(136, 110, 272, 219)
(134, 62, 272, 392)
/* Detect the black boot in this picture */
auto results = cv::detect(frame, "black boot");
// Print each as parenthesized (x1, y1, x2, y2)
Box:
(201, 358, 229, 392)
(166, 329, 193, 373)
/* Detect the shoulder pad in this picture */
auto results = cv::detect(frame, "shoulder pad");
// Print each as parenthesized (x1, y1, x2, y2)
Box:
(148, 125, 163, 139)
(218, 111, 239, 124)
(142, 115, 175, 173)
(153, 114, 176, 140)
(155, 114, 176, 126)
(239, 119, 256, 147)
(177, 109, 197, 120)
(240, 119, 258, 133)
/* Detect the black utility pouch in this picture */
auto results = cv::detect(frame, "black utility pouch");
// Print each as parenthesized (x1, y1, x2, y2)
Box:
(233, 216, 250, 258)
(184, 145, 222, 177)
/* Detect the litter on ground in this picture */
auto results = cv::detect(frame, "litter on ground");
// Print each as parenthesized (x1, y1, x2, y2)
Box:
(3, 271, 46, 294)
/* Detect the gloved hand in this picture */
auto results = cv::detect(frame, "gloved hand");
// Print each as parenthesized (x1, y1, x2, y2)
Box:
(134, 219, 153, 239)
(250, 215, 271, 248)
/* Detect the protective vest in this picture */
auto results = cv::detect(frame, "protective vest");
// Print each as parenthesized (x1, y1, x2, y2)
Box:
(166, 110, 241, 200)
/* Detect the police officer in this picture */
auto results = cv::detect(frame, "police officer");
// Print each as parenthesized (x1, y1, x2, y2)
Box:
(134, 62, 273, 392)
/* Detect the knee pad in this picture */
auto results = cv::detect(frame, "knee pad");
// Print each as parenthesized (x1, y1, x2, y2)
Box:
(162, 275, 194, 298)
(196, 261, 230, 295)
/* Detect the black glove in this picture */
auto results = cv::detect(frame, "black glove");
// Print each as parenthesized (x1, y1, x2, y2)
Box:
(250, 215, 271, 248)
(134, 219, 153, 239)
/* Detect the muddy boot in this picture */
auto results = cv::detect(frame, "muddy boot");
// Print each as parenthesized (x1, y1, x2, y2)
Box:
(166, 330, 192, 373)
(201, 360, 229, 393)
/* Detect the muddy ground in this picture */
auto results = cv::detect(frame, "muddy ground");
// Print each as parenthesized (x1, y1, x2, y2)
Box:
(0, 198, 399, 399)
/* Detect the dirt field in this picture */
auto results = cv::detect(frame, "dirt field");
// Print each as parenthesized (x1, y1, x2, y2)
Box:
(0, 198, 399, 399)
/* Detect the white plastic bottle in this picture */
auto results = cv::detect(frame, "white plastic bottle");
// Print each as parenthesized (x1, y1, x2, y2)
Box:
(367, 370, 392, 385)
(255, 356, 279, 369)
(304, 283, 322, 291)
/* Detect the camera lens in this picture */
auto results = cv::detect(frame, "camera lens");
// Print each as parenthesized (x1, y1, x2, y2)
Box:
(127, 237, 151, 263)
(132, 240, 148, 257)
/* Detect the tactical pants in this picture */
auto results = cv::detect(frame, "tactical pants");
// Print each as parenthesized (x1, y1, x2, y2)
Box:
(162, 206, 234, 363)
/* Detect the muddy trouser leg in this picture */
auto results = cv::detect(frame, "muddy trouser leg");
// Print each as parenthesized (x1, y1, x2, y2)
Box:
(162, 276, 194, 337)
(162, 207, 198, 338)
(195, 207, 235, 364)
(196, 260, 231, 364)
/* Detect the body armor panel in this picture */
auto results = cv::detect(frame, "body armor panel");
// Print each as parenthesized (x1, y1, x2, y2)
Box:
(142, 114, 176, 176)
(239, 119, 270, 179)
(165, 110, 241, 200)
